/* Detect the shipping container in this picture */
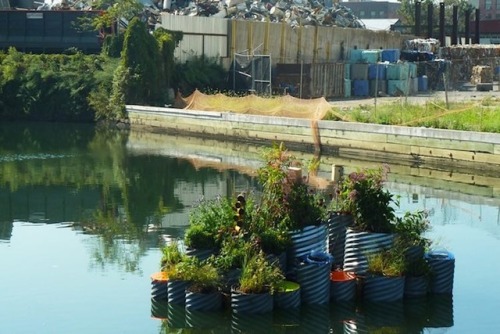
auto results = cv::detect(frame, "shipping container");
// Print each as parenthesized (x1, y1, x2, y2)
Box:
(0, 10, 102, 53)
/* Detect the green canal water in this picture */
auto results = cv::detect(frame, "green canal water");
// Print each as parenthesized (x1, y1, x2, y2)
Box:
(0, 122, 499, 333)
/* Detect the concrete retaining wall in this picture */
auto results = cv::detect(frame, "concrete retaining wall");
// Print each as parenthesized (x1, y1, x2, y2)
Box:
(126, 105, 500, 172)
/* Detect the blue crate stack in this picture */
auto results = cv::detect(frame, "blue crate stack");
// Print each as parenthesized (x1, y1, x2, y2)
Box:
(347, 48, 423, 97)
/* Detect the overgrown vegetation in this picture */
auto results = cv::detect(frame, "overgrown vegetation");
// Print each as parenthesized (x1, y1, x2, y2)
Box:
(174, 55, 228, 96)
(0, 15, 225, 122)
(0, 49, 112, 122)
(324, 99, 500, 133)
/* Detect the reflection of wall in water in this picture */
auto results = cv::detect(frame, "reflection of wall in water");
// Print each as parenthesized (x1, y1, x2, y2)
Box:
(390, 182, 500, 239)
(0, 186, 100, 240)
(161, 172, 258, 230)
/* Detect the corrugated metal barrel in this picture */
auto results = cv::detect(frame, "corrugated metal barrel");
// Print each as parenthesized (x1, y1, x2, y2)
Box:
(150, 272, 168, 300)
(343, 229, 394, 274)
(265, 251, 287, 274)
(288, 224, 328, 259)
(231, 312, 273, 333)
(328, 213, 353, 268)
(287, 224, 327, 273)
(330, 301, 357, 325)
(150, 299, 169, 320)
(185, 247, 215, 262)
(230, 290, 274, 314)
(362, 276, 405, 302)
(426, 250, 455, 294)
(300, 304, 331, 333)
(405, 245, 425, 263)
(362, 300, 405, 327)
(274, 281, 301, 309)
(185, 291, 222, 312)
(273, 308, 300, 328)
(404, 275, 429, 297)
(404, 297, 427, 328)
(167, 280, 189, 305)
(185, 309, 218, 328)
(330, 270, 357, 302)
(343, 319, 369, 334)
(296, 261, 331, 304)
(167, 303, 186, 329)
(426, 294, 454, 328)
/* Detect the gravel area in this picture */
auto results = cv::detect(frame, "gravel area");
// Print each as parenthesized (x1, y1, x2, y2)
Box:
(328, 83, 500, 109)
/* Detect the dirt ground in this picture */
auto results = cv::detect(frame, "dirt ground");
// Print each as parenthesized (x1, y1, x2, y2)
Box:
(328, 83, 500, 109)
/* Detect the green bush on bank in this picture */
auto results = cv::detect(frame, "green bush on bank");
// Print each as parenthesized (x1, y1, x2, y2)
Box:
(0, 19, 228, 122)
(0, 48, 112, 122)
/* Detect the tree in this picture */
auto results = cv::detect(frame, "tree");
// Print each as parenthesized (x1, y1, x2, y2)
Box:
(153, 28, 183, 94)
(111, 17, 162, 109)
(91, 0, 144, 35)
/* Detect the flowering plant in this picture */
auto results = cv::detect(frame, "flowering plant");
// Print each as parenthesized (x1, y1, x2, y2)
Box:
(256, 142, 327, 231)
(333, 165, 398, 233)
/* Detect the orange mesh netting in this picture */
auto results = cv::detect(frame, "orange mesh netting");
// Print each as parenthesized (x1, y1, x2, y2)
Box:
(174, 89, 334, 120)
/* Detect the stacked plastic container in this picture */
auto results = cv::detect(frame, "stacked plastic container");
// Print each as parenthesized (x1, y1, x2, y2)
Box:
(347, 48, 420, 98)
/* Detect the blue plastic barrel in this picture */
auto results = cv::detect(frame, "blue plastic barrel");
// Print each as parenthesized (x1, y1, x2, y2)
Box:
(368, 63, 387, 80)
(418, 75, 428, 91)
(381, 49, 401, 63)
(353, 80, 369, 97)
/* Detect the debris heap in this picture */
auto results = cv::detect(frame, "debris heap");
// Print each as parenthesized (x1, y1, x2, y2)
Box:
(162, 0, 365, 29)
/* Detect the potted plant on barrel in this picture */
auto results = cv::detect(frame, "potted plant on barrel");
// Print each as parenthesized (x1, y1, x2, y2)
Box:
(334, 165, 399, 274)
(394, 210, 432, 297)
(256, 143, 328, 272)
(231, 250, 285, 314)
(394, 210, 431, 261)
(182, 258, 223, 311)
(184, 196, 236, 261)
(160, 240, 192, 305)
(363, 243, 406, 302)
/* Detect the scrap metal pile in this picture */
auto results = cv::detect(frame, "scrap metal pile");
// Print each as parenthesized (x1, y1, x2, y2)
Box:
(163, 0, 365, 29)
(32, 0, 364, 30)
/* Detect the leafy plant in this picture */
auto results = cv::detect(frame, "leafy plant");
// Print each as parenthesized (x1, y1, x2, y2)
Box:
(405, 256, 432, 278)
(256, 142, 327, 231)
(394, 210, 432, 249)
(189, 262, 221, 294)
(174, 55, 228, 96)
(249, 218, 291, 255)
(184, 223, 216, 250)
(332, 165, 398, 233)
(208, 237, 250, 273)
(171, 257, 220, 293)
(238, 250, 285, 295)
(185, 196, 237, 250)
(285, 182, 327, 229)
